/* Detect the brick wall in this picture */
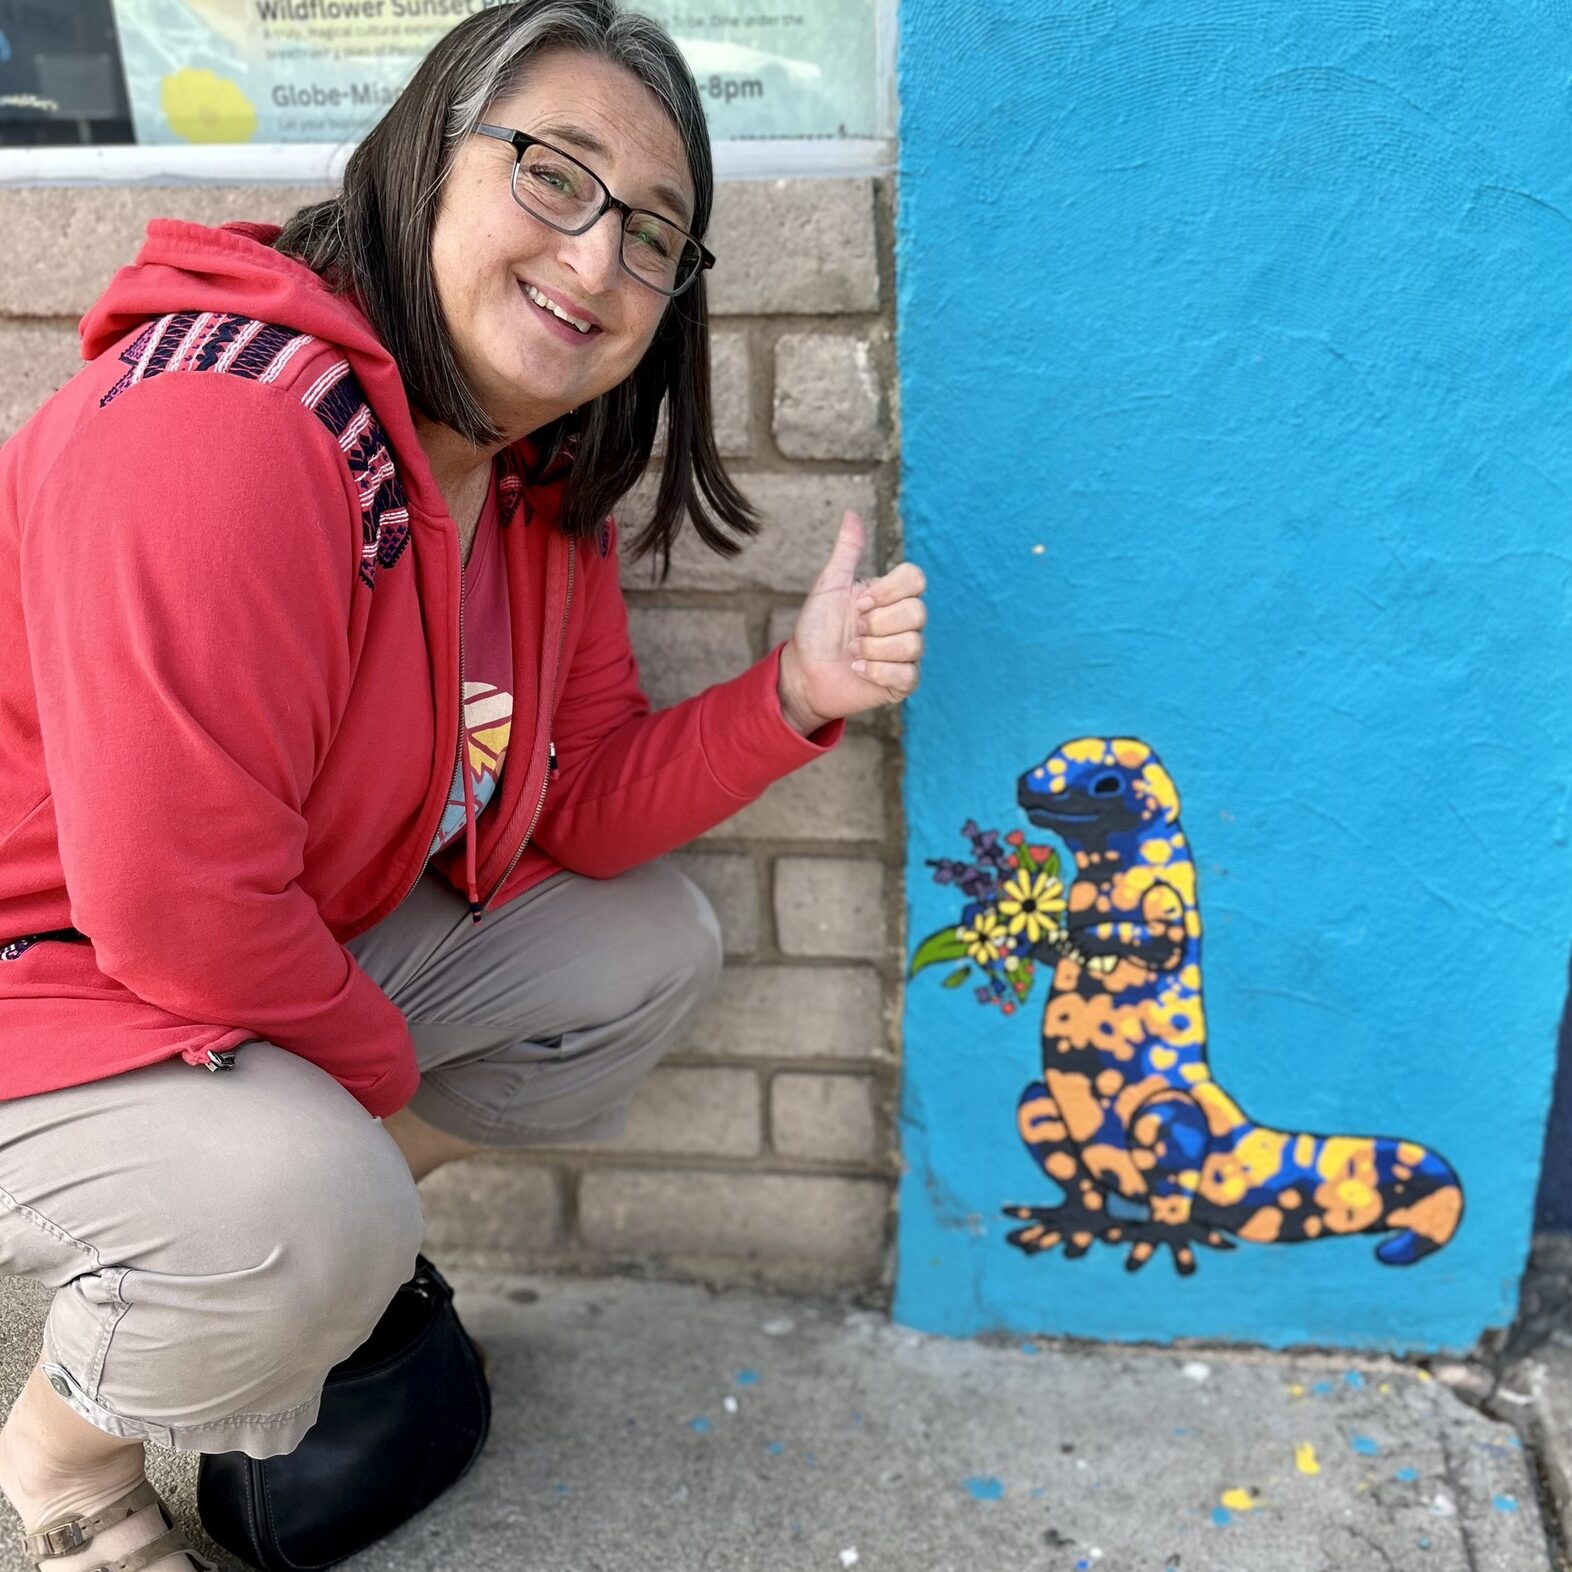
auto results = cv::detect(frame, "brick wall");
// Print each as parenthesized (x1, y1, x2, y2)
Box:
(0, 177, 902, 1293)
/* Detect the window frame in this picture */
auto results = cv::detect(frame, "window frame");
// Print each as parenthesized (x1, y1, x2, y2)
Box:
(0, 0, 897, 188)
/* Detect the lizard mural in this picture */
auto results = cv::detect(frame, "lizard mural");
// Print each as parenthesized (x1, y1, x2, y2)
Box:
(914, 737, 1464, 1278)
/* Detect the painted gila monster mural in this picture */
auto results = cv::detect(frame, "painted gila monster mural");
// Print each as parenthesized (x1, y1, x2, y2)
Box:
(927, 737, 1464, 1277)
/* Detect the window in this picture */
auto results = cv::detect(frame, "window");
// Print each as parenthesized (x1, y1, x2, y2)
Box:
(0, 0, 894, 182)
(0, 1, 132, 147)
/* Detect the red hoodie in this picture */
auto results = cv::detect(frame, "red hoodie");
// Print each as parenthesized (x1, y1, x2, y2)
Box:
(0, 220, 839, 1115)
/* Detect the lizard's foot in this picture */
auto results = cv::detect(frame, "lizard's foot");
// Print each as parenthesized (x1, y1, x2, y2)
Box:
(1001, 1200, 1124, 1260)
(1112, 1215, 1235, 1277)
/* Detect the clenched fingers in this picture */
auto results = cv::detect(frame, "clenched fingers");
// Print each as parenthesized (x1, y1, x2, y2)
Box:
(851, 630, 924, 663)
(849, 659, 921, 695)
(857, 598, 927, 638)
(855, 561, 927, 612)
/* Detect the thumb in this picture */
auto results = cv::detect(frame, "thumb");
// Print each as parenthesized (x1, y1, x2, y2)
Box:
(814, 509, 866, 591)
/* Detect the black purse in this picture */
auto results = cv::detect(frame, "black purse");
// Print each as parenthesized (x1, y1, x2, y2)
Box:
(196, 1255, 491, 1571)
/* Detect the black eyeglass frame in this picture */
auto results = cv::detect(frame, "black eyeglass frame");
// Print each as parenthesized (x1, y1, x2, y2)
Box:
(474, 123, 715, 299)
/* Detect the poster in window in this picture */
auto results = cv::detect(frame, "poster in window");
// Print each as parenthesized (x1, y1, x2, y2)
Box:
(107, 0, 879, 146)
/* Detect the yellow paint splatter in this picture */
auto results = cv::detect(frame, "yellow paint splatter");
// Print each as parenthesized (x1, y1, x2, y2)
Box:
(1378, 1382, 1391, 1396)
(1415, 1369, 1433, 1384)
(1287, 1382, 1306, 1399)
(1295, 1442, 1321, 1476)
(1220, 1488, 1256, 1513)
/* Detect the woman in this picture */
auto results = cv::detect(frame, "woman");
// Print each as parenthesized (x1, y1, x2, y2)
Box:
(0, 4, 925, 1567)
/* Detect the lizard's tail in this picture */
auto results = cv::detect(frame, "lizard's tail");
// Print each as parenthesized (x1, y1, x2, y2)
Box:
(1215, 1129, 1463, 1262)
(1369, 1136, 1463, 1266)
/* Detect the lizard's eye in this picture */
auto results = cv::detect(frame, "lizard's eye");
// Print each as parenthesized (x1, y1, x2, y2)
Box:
(1091, 773, 1122, 796)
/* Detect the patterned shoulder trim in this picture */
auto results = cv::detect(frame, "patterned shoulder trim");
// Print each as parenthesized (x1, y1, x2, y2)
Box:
(101, 311, 409, 589)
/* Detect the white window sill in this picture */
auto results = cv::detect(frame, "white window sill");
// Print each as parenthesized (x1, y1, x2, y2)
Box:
(0, 137, 894, 187)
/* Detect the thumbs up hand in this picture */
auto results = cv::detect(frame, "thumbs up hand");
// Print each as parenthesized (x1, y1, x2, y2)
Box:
(776, 510, 927, 736)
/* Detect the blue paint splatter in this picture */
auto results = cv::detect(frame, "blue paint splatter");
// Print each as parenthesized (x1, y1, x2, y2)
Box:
(554, 1482, 570, 1496)
(0, 31, 10, 64)
(1019, 1340, 1040, 1355)
(1396, 1467, 1420, 1482)
(966, 1476, 1004, 1501)
(1211, 1506, 1232, 1527)
(1029, 1487, 1045, 1498)
(1172, 1426, 1193, 1437)
(1076, 1561, 1092, 1572)
(1312, 1380, 1335, 1396)
(1493, 1495, 1519, 1513)
(765, 1442, 785, 1455)
(735, 1369, 760, 1386)
(1418, 1538, 1432, 1551)
(689, 1418, 711, 1434)
(1509, 1435, 1524, 1449)
(1345, 1370, 1366, 1390)
(1351, 1435, 1381, 1456)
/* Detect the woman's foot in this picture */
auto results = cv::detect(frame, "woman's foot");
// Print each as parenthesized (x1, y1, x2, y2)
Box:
(8, 1485, 204, 1572)
(0, 1369, 203, 1571)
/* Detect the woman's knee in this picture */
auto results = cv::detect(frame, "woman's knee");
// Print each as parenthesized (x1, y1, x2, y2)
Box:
(610, 863, 723, 1022)
(244, 1118, 424, 1348)
(23, 1049, 424, 1447)
(114, 1100, 424, 1405)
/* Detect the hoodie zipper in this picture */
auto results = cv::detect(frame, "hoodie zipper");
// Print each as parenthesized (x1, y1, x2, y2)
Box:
(480, 543, 574, 913)
(383, 526, 468, 927)
(458, 565, 484, 922)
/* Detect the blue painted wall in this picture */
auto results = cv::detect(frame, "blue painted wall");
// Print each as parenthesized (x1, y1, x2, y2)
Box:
(894, 0, 1572, 1350)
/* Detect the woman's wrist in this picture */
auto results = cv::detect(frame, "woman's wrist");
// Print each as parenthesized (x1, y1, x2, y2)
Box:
(776, 639, 830, 737)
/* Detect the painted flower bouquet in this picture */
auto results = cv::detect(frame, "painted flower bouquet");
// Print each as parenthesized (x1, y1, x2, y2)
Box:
(911, 821, 1069, 1013)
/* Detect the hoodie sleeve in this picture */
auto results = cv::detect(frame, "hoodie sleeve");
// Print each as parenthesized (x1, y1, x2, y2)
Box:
(529, 521, 844, 880)
(19, 372, 417, 1116)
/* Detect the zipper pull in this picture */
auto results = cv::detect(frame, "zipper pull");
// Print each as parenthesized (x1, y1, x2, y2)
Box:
(469, 901, 485, 925)
(206, 1049, 237, 1073)
(548, 740, 558, 774)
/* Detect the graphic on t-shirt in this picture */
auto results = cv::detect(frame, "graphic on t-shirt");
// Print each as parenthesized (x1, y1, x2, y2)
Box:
(432, 679, 514, 853)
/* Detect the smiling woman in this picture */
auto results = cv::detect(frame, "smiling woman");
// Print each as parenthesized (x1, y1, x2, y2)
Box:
(0, 2, 924, 1570)
(275, 2, 744, 564)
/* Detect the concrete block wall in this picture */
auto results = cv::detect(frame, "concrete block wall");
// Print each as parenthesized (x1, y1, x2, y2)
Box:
(0, 177, 902, 1293)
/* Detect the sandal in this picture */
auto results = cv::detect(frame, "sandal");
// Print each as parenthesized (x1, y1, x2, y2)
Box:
(23, 1479, 213, 1571)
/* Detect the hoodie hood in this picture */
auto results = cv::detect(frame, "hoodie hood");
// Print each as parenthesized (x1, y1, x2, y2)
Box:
(79, 219, 447, 521)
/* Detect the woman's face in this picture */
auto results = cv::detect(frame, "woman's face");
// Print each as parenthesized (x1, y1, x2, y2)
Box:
(431, 47, 696, 440)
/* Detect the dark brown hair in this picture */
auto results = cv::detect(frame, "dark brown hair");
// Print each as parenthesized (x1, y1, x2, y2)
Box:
(274, 0, 755, 570)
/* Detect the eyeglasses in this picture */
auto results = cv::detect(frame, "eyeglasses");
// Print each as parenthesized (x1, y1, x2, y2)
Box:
(474, 124, 714, 299)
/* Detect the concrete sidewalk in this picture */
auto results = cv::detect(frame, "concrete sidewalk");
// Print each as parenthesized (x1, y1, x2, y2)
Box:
(0, 1270, 1555, 1572)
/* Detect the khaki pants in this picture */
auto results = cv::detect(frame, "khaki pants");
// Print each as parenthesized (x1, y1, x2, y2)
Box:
(0, 863, 721, 1457)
